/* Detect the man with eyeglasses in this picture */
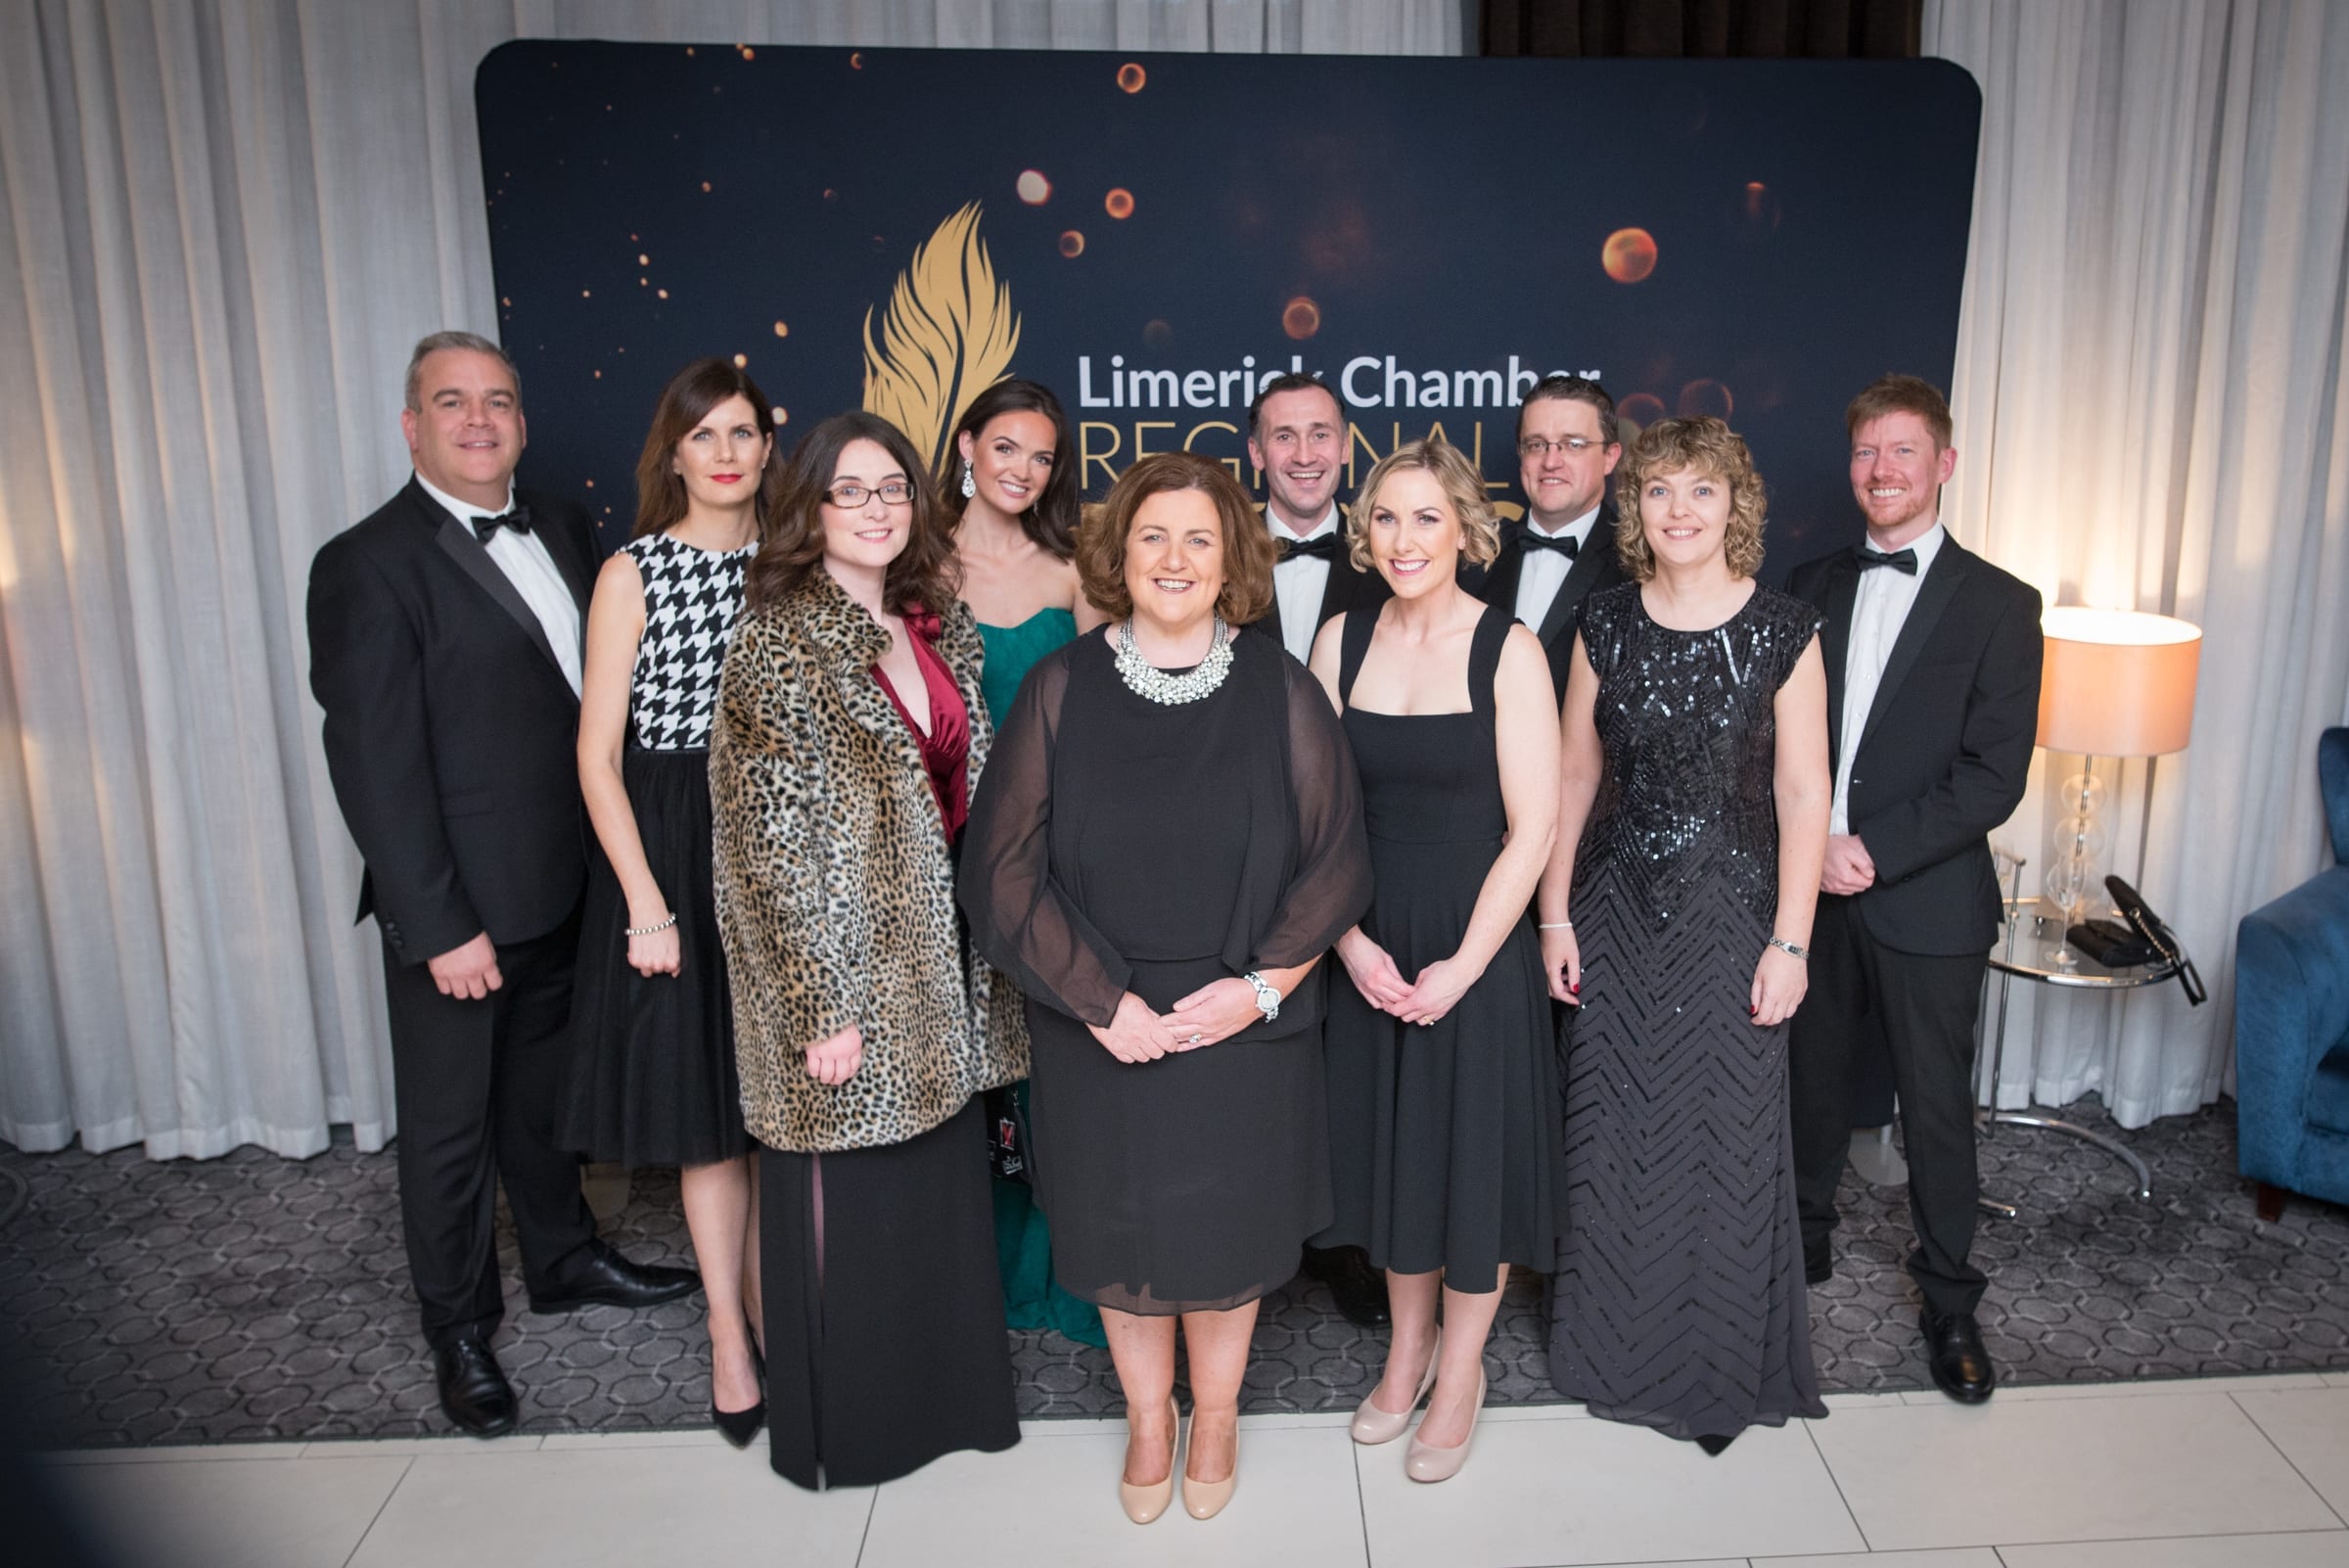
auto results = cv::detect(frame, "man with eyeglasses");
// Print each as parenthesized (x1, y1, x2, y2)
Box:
(1469, 374, 1627, 707)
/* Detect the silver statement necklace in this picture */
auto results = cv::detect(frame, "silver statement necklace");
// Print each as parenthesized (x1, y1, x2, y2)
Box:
(1115, 616, 1234, 705)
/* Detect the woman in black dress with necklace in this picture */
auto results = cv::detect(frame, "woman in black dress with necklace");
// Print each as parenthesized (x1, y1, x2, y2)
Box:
(961, 451, 1370, 1524)
(1540, 416, 1832, 1451)
(1310, 436, 1561, 1484)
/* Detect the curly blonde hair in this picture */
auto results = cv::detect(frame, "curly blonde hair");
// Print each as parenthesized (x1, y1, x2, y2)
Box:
(1614, 416, 1768, 581)
(1346, 435, 1500, 574)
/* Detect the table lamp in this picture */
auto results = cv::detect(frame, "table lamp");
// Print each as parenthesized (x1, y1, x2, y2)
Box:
(2035, 607, 2202, 960)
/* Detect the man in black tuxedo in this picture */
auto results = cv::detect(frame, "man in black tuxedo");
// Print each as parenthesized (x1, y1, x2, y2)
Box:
(1237, 371, 1391, 1327)
(307, 332, 695, 1436)
(1468, 374, 1628, 704)
(1245, 372, 1390, 667)
(1787, 374, 2042, 1404)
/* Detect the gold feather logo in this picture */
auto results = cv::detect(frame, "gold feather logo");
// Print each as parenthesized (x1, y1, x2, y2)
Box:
(861, 202, 1022, 475)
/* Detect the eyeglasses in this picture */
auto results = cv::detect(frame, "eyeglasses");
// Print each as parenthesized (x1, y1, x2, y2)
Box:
(1517, 437, 1607, 459)
(824, 481, 914, 508)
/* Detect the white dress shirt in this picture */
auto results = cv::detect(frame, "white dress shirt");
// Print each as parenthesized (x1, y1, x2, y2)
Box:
(1831, 521, 1946, 834)
(1268, 504, 1340, 666)
(415, 472, 584, 696)
(1512, 504, 1600, 629)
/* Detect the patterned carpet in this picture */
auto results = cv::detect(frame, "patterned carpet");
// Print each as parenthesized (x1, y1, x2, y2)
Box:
(3, 1096, 2345, 1449)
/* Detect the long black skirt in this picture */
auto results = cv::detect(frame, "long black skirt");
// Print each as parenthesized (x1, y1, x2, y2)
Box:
(760, 1098, 1021, 1489)
(562, 745, 751, 1167)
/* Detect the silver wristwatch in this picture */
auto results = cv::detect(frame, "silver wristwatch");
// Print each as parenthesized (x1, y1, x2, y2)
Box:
(1242, 971, 1281, 1023)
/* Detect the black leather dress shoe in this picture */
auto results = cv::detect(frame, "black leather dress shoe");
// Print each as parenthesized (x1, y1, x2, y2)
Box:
(529, 1240, 701, 1314)
(1921, 1307, 1997, 1403)
(1804, 1240, 1833, 1286)
(1302, 1244, 1390, 1327)
(434, 1334, 519, 1437)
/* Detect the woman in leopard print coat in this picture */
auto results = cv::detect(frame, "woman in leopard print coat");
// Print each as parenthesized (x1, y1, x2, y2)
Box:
(713, 410, 1027, 1492)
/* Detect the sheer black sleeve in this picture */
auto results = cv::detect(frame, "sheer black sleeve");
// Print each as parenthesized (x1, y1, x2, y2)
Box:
(1251, 656, 1373, 969)
(957, 650, 1134, 1028)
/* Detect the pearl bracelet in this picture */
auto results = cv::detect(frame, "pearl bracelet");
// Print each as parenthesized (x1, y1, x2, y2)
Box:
(1537, 920, 1573, 930)
(625, 913, 678, 938)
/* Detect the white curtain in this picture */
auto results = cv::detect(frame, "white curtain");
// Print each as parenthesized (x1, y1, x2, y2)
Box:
(0, 0, 1465, 1160)
(1924, 0, 2349, 1127)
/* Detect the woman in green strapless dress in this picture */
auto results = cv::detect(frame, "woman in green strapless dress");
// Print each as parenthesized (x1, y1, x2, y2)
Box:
(945, 378, 1109, 1347)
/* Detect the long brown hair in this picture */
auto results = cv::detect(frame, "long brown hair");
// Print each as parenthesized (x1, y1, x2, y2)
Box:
(632, 358, 785, 539)
(743, 411, 962, 616)
(940, 377, 1081, 560)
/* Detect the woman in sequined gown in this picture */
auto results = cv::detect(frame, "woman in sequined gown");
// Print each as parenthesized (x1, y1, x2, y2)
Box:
(943, 378, 1110, 1350)
(1538, 417, 1833, 1450)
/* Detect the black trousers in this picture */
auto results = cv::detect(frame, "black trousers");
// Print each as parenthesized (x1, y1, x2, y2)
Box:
(380, 907, 597, 1348)
(1788, 896, 1991, 1316)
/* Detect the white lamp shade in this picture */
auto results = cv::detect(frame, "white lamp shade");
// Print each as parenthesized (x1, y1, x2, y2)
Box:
(2036, 607, 2201, 758)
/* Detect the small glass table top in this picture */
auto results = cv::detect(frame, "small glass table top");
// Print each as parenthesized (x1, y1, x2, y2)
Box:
(1990, 897, 2183, 989)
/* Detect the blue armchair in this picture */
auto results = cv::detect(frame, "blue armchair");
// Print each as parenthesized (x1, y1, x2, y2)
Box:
(2236, 727, 2349, 1219)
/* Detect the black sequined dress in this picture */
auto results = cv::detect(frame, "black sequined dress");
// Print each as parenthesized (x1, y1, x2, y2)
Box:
(1545, 581, 1828, 1442)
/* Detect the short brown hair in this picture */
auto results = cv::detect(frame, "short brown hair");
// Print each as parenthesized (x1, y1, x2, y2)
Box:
(1614, 417, 1768, 582)
(1347, 435, 1500, 573)
(1075, 452, 1275, 625)
(1845, 373, 1954, 451)
(744, 411, 961, 618)
(633, 357, 785, 539)
(1516, 373, 1617, 447)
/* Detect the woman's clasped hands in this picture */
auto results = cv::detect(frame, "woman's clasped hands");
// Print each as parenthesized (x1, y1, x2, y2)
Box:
(1338, 927, 1477, 1028)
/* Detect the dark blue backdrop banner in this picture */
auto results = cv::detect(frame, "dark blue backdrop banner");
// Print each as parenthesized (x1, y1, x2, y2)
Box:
(476, 42, 1980, 572)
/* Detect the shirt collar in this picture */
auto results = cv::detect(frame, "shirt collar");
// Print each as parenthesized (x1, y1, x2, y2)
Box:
(414, 471, 518, 530)
(1867, 519, 1947, 576)
(1267, 503, 1340, 544)
(1527, 503, 1600, 543)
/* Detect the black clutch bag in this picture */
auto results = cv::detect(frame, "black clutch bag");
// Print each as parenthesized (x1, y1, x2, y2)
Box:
(2103, 873, 2208, 1005)
(2065, 917, 2158, 967)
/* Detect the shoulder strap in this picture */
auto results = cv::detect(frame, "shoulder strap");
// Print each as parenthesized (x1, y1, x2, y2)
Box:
(1335, 607, 1378, 706)
(1469, 602, 1510, 718)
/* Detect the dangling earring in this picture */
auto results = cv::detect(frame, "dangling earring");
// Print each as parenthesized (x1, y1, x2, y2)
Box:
(960, 459, 976, 499)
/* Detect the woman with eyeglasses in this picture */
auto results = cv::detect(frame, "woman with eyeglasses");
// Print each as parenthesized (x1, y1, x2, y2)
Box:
(712, 410, 1029, 1490)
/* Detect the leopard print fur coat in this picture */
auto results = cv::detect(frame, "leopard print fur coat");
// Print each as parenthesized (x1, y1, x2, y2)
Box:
(711, 573, 1028, 1153)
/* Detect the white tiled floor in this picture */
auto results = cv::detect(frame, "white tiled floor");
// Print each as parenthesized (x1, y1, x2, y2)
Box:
(29, 1374, 2349, 1568)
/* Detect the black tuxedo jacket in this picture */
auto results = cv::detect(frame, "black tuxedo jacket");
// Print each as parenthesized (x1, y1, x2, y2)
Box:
(1467, 501, 1628, 708)
(1241, 513, 1392, 657)
(307, 478, 599, 965)
(1788, 536, 2043, 956)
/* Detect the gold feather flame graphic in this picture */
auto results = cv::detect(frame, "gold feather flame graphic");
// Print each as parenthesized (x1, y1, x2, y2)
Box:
(861, 203, 1022, 475)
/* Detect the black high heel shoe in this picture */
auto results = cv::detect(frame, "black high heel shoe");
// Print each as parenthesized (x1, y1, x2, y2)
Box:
(713, 1343, 766, 1449)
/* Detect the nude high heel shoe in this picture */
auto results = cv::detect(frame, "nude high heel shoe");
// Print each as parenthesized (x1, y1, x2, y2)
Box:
(1118, 1396, 1180, 1525)
(1181, 1408, 1238, 1519)
(1352, 1327, 1443, 1445)
(1404, 1368, 1486, 1483)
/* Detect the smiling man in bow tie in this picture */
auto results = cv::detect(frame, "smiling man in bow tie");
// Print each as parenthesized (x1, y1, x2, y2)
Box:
(307, 331, 697, 1438)
(1246, 372, 1391, 667)
(1468, 374, 1628, 708)
(1786, 374, 2043, 1406)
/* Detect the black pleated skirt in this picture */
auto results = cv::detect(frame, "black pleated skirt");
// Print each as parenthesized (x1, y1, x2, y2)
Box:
(760, 1098, 1021, 1489)
(562, 746, 753, 1167)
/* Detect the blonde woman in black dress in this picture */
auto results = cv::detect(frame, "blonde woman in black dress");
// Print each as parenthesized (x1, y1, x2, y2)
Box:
(1309, 436, 1561, 1483)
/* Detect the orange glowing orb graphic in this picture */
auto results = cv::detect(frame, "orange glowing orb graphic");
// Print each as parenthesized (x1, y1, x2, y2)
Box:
(636, 252, 649, 265)
(772, 321, 789, 337)
(1618, 392, 1668, 430)
(738, 45, 755, 61)
(1281, 297, 1322, 341)
(772, 407, 788, 426)
(849, 52, 863, 69)
(732, 353, 748, 368)
(1602, 228, 1658, 284)
(1016, 169, 1051, 206)
(1677, 380, 1734, 420)
(1104, 188, 1135, 219)
(1058, 230, 1085, 257)
(1143, 319, 1174, 348)
(1117, 63, 1146, 93)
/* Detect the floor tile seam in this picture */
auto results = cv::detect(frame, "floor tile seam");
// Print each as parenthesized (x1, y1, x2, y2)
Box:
(338, 1453, 415, 1568)
(2226, 1390, 2349, 1531)
(1346, 1420, 1371, 1568)
(852, 1481, 878, 1568)
(1801, 1413, 1875, 1553)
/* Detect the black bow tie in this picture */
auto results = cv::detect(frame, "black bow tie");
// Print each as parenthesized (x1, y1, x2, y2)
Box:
(1857, 544, 1917, 575)
(470, 504, 533, 544)
(1519, 528, 1580, 560)
(1279, 532, 1345, 564)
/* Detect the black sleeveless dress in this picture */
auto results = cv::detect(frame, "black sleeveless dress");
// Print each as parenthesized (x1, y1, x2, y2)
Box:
(562, 530, 756, 1167)
(1545, 580, 1827, 1442)
(1315, 603, 1560, 1281)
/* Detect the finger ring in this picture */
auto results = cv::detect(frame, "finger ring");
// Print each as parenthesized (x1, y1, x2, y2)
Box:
(1419, 1019, 1433, 1028)
(1187, 1034, 1203, 1044)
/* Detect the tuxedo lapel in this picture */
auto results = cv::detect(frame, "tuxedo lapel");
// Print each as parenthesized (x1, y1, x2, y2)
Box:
(1535, 504, 1617, 646)
(1483, 523, 1529, 618)
(1858, 541, 1972, 756)
(1817, 553, 1861, 765)
(412, 484, 573, 690)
